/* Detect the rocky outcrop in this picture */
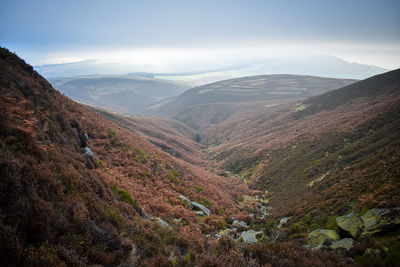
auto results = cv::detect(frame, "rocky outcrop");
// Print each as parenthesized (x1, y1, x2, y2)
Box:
(331, 238, 355, 250)
(306, 229, 340, 245)
(232, 219, 249, 229)
(179, 194, 210, 216)
(240, 230, 263, 243)
(191, 201, 211, 216)
(336, 212, 364, 238)
(179, 195, 193, 209)
(361, 208, 400, 236)
(84, 147, 94, 158)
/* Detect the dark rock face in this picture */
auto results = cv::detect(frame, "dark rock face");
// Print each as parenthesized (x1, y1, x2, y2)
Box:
(70, 119, 87, 148)
(336, 212, 364, 238)
(361, 208, 400, 236)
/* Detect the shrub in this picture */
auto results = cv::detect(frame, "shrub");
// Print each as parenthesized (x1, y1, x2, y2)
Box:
(134, 148, 148, 163)
(139, 170, 150, 178)
(110, 185, 138, 209)
(168, 169, 180, 184)
(194, 184, 203, 192)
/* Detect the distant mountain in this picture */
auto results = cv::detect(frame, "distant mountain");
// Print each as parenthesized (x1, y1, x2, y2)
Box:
(35, 55, 388, 85)
(144, 74, 356, 131)
(50, 75, 190, 114)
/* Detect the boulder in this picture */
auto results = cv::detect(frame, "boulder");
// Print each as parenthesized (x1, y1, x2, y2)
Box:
(179, 195, 193, 209)
(336, 212, 364, 238)
(84, 147, 94, 158)
(331, 238, 355, 250)
(191, 201, 211, 216)
(306, 229, 340, 245)
(361, 208, 400, 236)
(218, 228, 237, 238)
(240, 230, 263, 243)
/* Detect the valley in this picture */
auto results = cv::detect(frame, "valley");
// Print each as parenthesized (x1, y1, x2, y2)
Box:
(50, 75, 190, 114)
(1, 48, 399, 266)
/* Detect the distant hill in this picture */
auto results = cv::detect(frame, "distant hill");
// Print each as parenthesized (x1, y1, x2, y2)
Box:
(35, 55, 388, 83)
(50, 75, 190, 114)
(144, 74, 356, 131)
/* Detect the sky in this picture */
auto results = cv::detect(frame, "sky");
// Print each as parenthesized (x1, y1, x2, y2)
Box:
(1, 0, 400, 69)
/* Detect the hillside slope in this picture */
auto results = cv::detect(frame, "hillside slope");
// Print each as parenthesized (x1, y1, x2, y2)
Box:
(144, 74, 356, 131)
(203, 69, 400, 218)
(92, 108, 208, 166)
(0, 48, 260, 266)
(50, 75, 189, 114)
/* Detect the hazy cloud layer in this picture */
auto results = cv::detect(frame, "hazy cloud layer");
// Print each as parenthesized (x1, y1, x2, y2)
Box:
(1, 0, 399, 69)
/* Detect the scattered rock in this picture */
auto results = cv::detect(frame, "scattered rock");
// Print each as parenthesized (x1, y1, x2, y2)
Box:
(278, 216, 292, 228)
(361, 208, 400, 236)
(195, 211, 205, 216)
(140, 209, 152, 220)
(306, 229, 340, 245)
(232, 220, 248, 228)
(331, 238, 355, 250)
(303, 244, 323, 251)
(336, 212, 364, 238)
(155, 217, 171, 229)
(179, 194, 193, 209)
(240, 230, 263, 243)
(179, 195, 211, 216)
(191, 201, 211, 216)
(84, 147, 94, 158)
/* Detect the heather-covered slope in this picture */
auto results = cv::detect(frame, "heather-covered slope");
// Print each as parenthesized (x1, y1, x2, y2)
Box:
(0, 48, 253, 265)
(144, 74, 356, 131)
(0, 48, 351, 267)
(91, 107, 208, 166)
(0, 49, 137, 265)
(203, 69, 400, 218)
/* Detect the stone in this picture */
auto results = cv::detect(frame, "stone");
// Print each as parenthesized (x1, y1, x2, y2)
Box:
(278, 216, 292, 228)
(140, 209, 152, 220)
(155, 217, 171, 229)
(336, 212, 364, 238)
(303, 244, 324, 251)
(240, 230, 263, 243)
(195, 210, 205, 216)
(218, 228, 232, 236)
(84, 147, 94, 158)
(179, 195, 193, 209)
(306, 229, 340, 245)
(331, 238, 355, 250)
(232, 220, 248, 228)
(361, 208, 400, 236)
(191, 201, 211, 216)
